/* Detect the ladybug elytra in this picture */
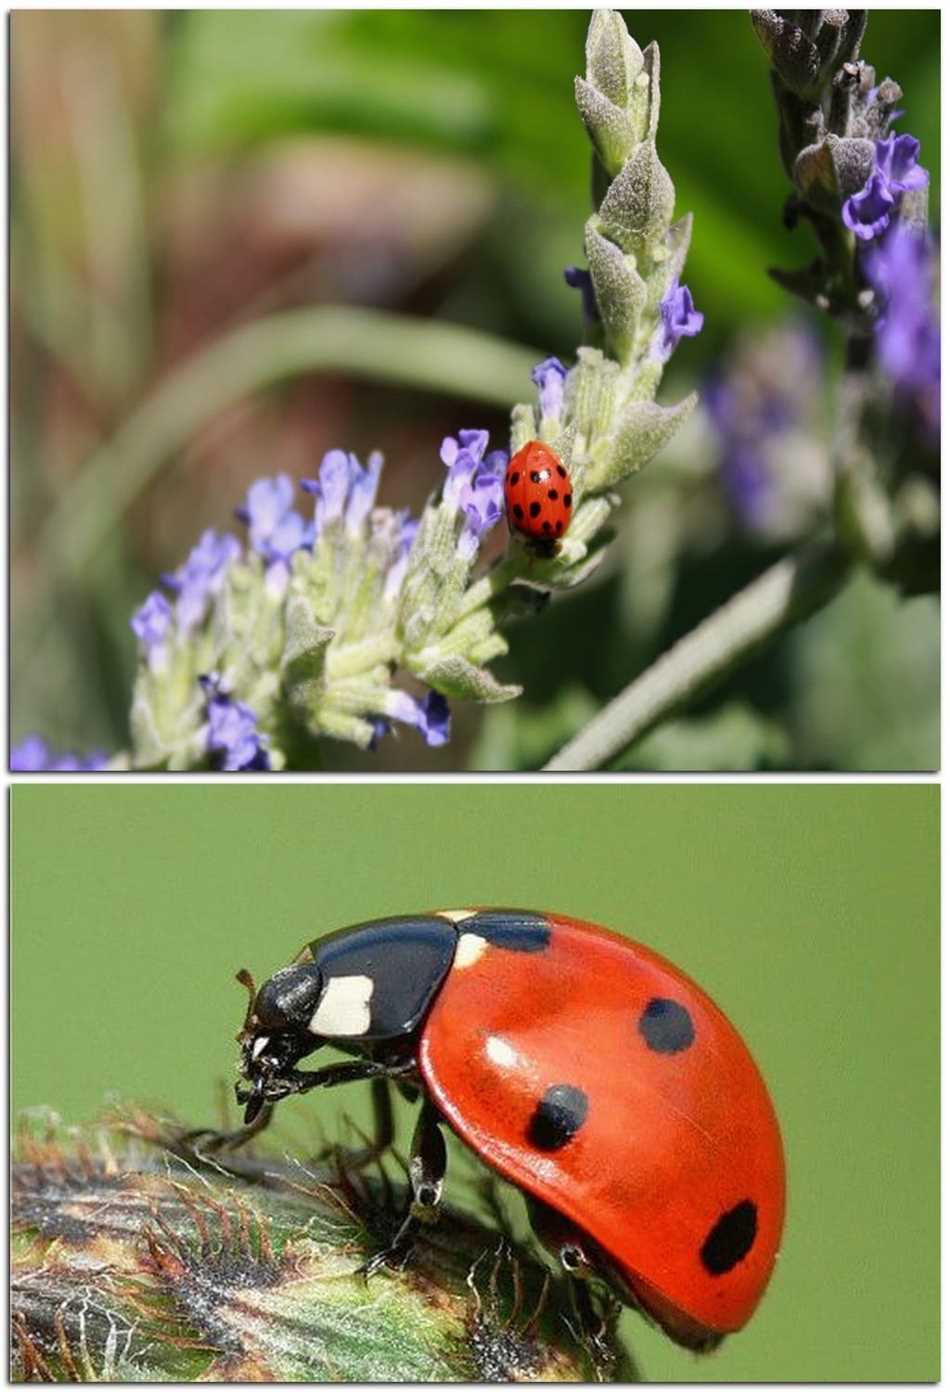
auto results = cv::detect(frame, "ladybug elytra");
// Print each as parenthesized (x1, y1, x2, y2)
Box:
(226, 909, 785, 1354)
(504, 441, 573, 546)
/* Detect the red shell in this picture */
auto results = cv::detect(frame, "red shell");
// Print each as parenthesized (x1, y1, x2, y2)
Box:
(419, 912, 785, 1347)
(504, 440, 573, 543)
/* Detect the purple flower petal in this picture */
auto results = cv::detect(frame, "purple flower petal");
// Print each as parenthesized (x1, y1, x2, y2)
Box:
(11, 736, 107, 771)
(531, 357, 568, 420)
(385, 688, 452, 748)
(200, 674, 271, 772)
(842, 172, 895, 241)
(130, 591, 173, 653)
(658, 280, 704, 361)
(162, 530, 240, 632)
(564, 265, 600, 321)
(875, 134, 929, 193)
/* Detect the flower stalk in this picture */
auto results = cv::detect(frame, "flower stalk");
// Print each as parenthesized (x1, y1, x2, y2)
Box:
(11, 1110, 619, 1382)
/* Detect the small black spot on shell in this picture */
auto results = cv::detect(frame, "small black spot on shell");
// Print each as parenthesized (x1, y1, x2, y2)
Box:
(638, 998, 695, 1053)
(701, 1200, 758, 1275)
(547, 489, 558, 501)
(555, 520, 564, 535)
(542, 521, 552, 534)
(530, 470, 541, 483)
(527, 1084, 589, 1151)
(564, 494, 573, 508)
(529, 501, 541, 518)
(509, 471, 520, 485)
(556, 464, 567, 479)
(513, 504, 524, 521)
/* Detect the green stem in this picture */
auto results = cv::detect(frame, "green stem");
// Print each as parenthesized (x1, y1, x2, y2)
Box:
(544, 537, 852, 771)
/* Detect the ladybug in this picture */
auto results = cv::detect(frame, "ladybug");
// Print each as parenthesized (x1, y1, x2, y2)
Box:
(225, 909, 785, 1353)
(504, 441, 573, 546)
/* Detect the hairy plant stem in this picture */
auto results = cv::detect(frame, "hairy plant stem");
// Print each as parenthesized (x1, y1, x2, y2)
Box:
(544, 538, 852, 771)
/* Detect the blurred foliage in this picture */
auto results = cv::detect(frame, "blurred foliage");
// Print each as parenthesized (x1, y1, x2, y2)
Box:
(11, 10, 940, 770)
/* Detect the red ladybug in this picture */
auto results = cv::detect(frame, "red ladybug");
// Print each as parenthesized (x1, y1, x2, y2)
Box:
(504, 441, 573, 545)
(228, 909, 785, 1354)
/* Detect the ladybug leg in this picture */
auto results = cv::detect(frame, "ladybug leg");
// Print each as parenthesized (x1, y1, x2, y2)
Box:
(361, 1100, 446, 1277)
(526, 1199, 617, 1378)
(176, 1102, 275, 1156)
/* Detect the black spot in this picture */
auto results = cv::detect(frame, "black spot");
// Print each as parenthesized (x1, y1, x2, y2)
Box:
(513, 504, 524, 520)
(542, 521, 552, 534)
(538, 468, 550, 482)
(638, 998, 695, 1053)
(508, 471, 520, 485)
(564, 494, 573, 508)
(468, 910, 551, 953)
(700, 1200, 758, 1275)
(530, 470, 541, 483)
(556, 464, 567, 479)
(529, 501, 541, 518)
(555, 520, 564, 535)
(527, 1084, 589, 1151)
(547, 489, 558, 501)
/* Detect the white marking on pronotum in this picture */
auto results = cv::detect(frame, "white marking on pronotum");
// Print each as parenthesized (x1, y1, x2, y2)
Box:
(310, 975, 374, 1037)
(437, 908, 479, 924)
(251, 1035, 271, 1060)
(454, 933, 489, 969)
(485, 1034, 519, 1070)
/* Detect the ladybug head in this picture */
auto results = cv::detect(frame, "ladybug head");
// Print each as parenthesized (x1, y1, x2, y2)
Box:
(235, 965, 324, 1122)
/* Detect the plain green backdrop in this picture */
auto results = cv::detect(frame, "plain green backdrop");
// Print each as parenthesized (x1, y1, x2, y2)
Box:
(12, 784, 938, 1382)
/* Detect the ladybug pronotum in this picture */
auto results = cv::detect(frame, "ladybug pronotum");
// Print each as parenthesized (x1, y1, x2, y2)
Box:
(218, 909, 785, 1354)
(504, 441, 573, 546)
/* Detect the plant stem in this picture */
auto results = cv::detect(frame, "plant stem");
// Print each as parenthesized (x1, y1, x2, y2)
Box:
(544, 537, 852, 771)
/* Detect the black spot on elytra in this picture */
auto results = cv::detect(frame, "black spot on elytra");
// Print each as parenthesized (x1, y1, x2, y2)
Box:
(638, 998, 695, 1053)
(509, 471, 520, 485)
(542, 521, 552, 533)
(529, 501, 541, 518)
(530, 471, 541, 483)
(466, 910, 551, 953)
(564, 494, 573, 509)
(556, 464, 567, 479)
(700, 1200, 758, 1275)
(513, 504, 524, 521)
(547, 489, 558, 501)
(527, 1084, 589, 1151)
(555, 520, 564, 535)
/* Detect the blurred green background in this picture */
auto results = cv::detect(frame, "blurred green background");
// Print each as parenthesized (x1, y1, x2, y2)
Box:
(12, 784, 939, 1380)
(11, 10, 940, 771)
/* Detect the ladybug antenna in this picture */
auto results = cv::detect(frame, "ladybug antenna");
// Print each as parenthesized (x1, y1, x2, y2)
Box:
(235, 967, 258, 1039)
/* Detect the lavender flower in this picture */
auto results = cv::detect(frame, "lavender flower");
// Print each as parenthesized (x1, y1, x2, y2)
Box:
(236, 476, 313, 593)
(11, 736, 107, 771)
(564, 265, 600, 321)
(842, 172, 896, 241)
(657, 281, 704, 361)
(130, 591, 173, 669)
(864, 223, 940, 430)
(531, 357, 568, 421)
(842, 134, 929, 242)
(384, 689, 451, 748)
(302, 449, 382, 535)
(162, 529, 241, 633)
(440, 431, 506, 558)
(200, 675, 270, 772)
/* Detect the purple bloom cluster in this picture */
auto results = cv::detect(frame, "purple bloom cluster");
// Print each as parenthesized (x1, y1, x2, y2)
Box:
(236, 475, 313, 593)
(199, 675, 270, 771)
(302, 449, 384, 535)
(11, 736, 107, 771)
(131, 529, 241, 663)
(864, 223, 940, 431)
(842, 134, 929, 243)
(440, 430, 507, 561)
